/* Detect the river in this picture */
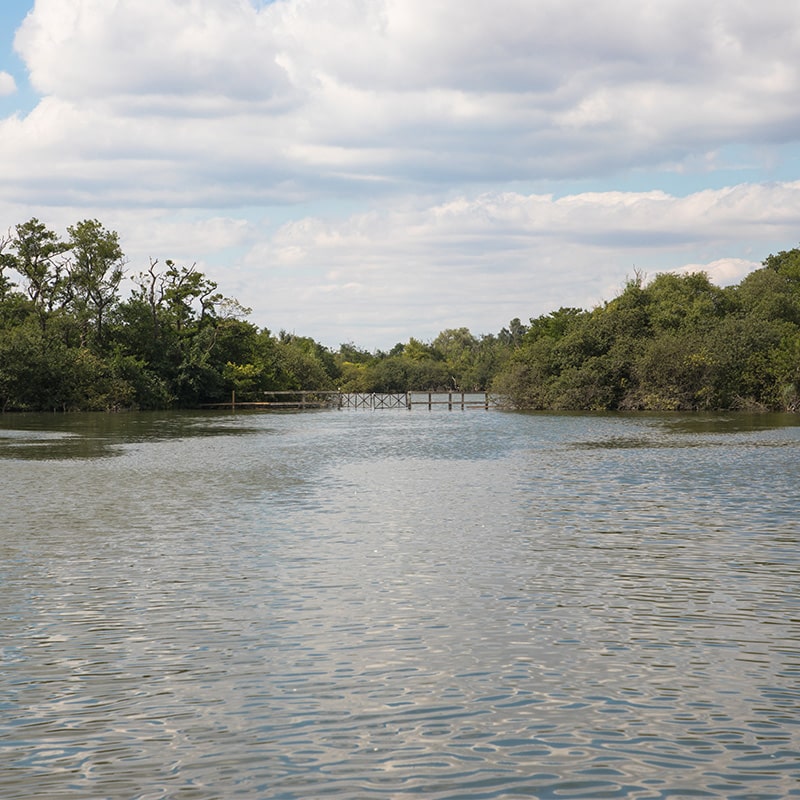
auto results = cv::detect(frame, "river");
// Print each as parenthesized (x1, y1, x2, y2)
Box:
(1, 408, 799, 799)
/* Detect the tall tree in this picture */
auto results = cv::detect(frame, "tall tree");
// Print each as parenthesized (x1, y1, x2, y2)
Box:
(65, 219, 126, 348)
(9, 218, 69, 327)
(0, 231, 15, 300)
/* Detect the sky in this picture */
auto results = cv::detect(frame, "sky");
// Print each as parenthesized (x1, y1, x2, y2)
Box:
(1, 0, 800, 350)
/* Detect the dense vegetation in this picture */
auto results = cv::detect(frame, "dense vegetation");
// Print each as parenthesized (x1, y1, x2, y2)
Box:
(1, 217, 799, 412)
(496, 252, 800, 412)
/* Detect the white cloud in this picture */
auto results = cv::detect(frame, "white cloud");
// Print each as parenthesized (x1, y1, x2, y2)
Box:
(232, 182, 799, 346)
(0, 71, 16, 95)
(15, 0, 290, 103)
(3, 1, 800, 347)
(1, 180, 796, 348)
(675, 258, 757, 286)
(5, 0, 800, 205)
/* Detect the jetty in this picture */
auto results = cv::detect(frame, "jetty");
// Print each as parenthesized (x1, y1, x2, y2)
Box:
(204, 390, 501, 411)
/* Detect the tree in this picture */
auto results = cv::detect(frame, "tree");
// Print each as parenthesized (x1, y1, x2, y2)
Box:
(735, 265, 800, 325)
(645, 271, 728, 333)
(161, 261, 223, 332)
(8, 218, 69, 327)
(524, 307, 585, 343)
(274, 333, 337, 390)
(629, 331, 712, 410)
(498, 317, 528, 347)
(0, 231, 16, 300)
(64, 219, 126, 348)
(402, 337, 441, 361)
(763, 247, 800, 281)
(337, 341, 373, 364)
(491, 335, 556, 408)
(432, 327, 479, 389)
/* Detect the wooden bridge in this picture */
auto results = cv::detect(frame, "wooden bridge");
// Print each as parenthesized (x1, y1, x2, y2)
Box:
(341, 391, 498, 410)
(205, 390, 501, 411)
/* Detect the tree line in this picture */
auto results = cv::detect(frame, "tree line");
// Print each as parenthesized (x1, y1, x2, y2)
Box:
(495, 251, 800, 412)
(1, 217, 799, 412)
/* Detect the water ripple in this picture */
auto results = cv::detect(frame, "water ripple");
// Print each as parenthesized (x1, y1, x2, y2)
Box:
(1, 410, 799, 798)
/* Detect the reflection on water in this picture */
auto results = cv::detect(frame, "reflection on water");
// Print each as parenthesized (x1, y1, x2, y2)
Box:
(1, 410, 799, 799)
(0, 411, 268, 459)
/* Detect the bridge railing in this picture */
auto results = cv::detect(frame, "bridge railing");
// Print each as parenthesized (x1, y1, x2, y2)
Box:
(339, 391, 501, 410)
(204, 390, 504, 410)
(338, 392, 408, 409)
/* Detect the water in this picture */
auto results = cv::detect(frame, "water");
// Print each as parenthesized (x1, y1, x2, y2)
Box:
(1, 409, 799, 799)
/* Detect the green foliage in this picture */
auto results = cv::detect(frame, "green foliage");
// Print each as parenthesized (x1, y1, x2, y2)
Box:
(494, 255, 800, 411)
(525, 307, 585, 344)
(65, 219, 126, 347)
(0, 219, 337, 411)
(498, 317, 528, 347)
(0, 232, 18, 300)
(763, 248, 800, 281)
(0, 317, 137, 411)
(736, 267, 800, 325)
(333, 327, 511, 394)
(274, 337, 335, 391)
(338, 341, 373, 364)
(2, 217, 799, 414)
(645, 271, 728, 333)
(6, 219, 69, 328)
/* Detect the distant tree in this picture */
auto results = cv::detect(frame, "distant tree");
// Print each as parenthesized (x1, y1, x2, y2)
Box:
(275, 334, 336, 390)
(0, 231, 15, 300)
(3, 217, 800, 413)
(498, 317, 528, 347)
(432, 327, 478, 389)
(645, 271, 728, 333)
(338, 341, 373, 364)
(403, 337, 441, 361)
(64, 219, 126, 348)
(736, 264, 800, 325)
(7, 218, 69, 327)
(524, 307, 585, 343)
(763, 247, 800, 281)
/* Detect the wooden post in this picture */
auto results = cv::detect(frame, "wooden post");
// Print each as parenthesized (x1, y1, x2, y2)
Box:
(448, 392, 452, 410)
(461, 391, 465, 410)
(406, 392, 411, 410)
(428, 391, 432, 410)
(484, 391, 489, 410)
(232, 389, 236, 409)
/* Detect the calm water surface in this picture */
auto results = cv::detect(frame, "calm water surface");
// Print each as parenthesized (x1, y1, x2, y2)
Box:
(1, 409, 799, 799)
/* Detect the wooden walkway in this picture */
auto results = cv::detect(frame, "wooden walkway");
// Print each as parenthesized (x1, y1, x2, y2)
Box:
(204, 391, 500, 411)
(341, 391, 497, 410)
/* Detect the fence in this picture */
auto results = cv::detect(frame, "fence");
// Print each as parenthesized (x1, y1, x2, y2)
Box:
(205, 390, 501, 410)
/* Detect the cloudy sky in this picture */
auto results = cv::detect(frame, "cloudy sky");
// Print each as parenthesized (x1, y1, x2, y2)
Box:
(1, 0, 799, 349)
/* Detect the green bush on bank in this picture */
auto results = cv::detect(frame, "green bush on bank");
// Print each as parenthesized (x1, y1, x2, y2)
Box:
(1, 217, 799, 411)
